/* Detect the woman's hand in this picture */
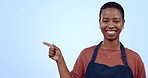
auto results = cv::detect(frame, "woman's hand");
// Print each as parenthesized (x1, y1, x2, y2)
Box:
(43, 42, 62, 62)
(43, 42, 71, 78)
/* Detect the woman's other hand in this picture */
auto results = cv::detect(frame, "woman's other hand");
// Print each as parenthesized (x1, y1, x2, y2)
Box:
(43, 42, 62, 62)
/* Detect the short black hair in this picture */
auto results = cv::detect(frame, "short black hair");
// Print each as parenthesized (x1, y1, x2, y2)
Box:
(99, 2, 124, 20)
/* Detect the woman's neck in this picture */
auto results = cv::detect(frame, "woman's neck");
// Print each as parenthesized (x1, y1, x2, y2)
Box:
(101, 39, 120, 50)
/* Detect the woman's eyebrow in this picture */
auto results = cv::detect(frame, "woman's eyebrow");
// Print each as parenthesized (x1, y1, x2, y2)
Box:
(102, 18, 108, 20)
(114, 18, 120, 20)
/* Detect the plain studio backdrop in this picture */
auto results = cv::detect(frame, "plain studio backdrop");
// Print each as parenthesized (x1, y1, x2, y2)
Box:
(0, 0, 147, 78)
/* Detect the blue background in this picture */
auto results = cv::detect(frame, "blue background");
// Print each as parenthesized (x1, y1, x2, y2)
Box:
(0, 0, 147, 78)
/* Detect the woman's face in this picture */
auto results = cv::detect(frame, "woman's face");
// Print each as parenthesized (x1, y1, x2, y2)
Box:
(99, 8, 125, 41)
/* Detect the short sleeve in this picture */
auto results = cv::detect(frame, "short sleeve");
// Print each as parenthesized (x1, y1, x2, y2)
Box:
(70, 45, 96, 78)
(137, 56, 146, 78)
(70, 50, 85, 78)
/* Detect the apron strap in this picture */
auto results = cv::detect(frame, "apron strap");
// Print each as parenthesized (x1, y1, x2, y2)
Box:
(120, 42, 129, 66)
(91, 41, 129, 66)
(91, 41, 103, 63)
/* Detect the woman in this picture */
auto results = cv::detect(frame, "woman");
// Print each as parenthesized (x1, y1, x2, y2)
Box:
(43, 2, 146, 78)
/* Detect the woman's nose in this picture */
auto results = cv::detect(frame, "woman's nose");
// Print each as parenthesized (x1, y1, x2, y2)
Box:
(108, 22, 115, 29)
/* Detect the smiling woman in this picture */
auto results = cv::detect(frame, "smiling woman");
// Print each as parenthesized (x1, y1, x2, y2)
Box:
(99, 8, 124, 41)
(99, 2, 125, 42)
(0, 0, 148, 78)
(43, 1, 146, 78)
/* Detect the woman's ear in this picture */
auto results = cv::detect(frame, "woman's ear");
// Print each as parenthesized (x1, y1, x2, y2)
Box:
(123, 19, 125, 23)
(99, 19, 101, 29)
(122, 19, 125, 29)
(122, 26, 124, 29)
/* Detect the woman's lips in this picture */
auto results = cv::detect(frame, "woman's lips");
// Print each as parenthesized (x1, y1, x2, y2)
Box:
(105, 30, 117, 36)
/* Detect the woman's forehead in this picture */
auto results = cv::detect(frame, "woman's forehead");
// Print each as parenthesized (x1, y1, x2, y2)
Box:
(101, 8, 122, 18)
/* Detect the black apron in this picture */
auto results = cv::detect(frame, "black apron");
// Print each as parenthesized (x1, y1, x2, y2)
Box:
(85, 41, 134, 78)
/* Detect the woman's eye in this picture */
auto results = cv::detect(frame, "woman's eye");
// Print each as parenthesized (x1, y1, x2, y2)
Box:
(103, 20, 109, 23)
(114, 21, 119, 23)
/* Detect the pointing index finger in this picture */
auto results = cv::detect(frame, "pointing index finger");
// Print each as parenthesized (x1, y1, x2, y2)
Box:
(43, 42, 53, 48)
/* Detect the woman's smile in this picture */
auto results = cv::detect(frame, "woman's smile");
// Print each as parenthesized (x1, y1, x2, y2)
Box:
(105, 30, 117, 37)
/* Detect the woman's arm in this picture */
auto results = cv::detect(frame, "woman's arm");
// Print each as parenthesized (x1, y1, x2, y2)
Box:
(56, 56, 71, 78)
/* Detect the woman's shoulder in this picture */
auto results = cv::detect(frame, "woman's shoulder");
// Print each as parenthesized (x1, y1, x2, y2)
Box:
(125, 48, 142, 61)
(77, 45, 96, 59)
(81, 45, 96, 54)
(125, 48, 139, 55)
(77, 45, 96, 63)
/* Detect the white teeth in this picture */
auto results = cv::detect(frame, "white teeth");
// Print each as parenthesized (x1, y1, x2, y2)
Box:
(107, 31, 115, 34)
(106, 30, 116, 35)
